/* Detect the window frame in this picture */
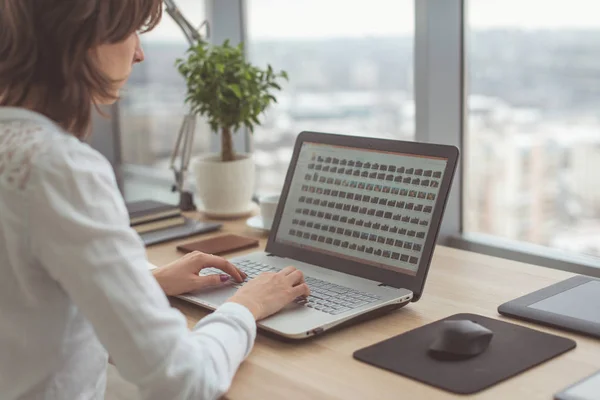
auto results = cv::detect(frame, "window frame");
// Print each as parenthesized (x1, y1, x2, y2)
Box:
(413, 0, 464, 243)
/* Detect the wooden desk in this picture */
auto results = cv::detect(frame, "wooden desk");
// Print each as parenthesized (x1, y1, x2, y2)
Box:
(147, 216, 600, 399)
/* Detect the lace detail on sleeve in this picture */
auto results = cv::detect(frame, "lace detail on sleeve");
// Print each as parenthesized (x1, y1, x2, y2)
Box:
(0, 121, 46, 190)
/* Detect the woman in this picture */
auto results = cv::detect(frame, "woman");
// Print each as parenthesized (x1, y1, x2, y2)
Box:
(0, 1, 310, 399)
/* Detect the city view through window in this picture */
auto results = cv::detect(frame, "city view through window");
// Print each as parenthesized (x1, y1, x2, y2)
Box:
(119, 0, 600, 258)
(465, 0, 600, 257)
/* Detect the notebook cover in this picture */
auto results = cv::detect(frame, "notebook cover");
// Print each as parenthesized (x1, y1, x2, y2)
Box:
(176, 234, 259, 255)
(133, 216, 186, 234)
(140, 217, 222, 246)
(126, 200, 180, 225)
(353, 313, 576, 395)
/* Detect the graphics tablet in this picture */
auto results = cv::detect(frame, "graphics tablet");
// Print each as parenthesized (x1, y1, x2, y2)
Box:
(555, 369, 600, 400)
(498, 275, 600, 339)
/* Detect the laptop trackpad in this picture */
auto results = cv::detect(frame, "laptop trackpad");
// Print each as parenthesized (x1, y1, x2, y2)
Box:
(260, 303, 333, 336)
(180, 285, 239, 309)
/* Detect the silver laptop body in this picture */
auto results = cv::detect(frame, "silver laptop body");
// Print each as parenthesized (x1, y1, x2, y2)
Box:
(179, 131, 459, 339)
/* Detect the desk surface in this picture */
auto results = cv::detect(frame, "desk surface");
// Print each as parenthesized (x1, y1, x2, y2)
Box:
(147, 214, 600, 400)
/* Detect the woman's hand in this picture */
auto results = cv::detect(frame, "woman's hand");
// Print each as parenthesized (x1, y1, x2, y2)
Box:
(152, 251, 247, 296)
(227, 266, 311, 320)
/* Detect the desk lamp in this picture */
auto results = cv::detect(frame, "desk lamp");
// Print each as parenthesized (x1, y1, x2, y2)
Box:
(164, 0, 209, 211)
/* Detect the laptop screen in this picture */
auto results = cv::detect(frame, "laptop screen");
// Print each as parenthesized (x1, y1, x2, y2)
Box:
(274, 141, 448, 276)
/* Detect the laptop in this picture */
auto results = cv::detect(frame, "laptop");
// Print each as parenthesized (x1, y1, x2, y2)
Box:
(178, 131, 459, 339)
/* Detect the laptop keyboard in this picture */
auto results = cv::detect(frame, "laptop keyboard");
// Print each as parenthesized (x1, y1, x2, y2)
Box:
(199, 259, 381, 315)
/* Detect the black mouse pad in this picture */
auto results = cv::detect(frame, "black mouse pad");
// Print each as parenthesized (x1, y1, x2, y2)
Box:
(353, 313, 576, 395)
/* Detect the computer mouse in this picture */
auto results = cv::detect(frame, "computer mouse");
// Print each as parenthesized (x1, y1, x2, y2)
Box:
(428, 320, 493, 361)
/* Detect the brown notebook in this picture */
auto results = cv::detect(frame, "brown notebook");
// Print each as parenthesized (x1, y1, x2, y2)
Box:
(176, 234, 259, 255)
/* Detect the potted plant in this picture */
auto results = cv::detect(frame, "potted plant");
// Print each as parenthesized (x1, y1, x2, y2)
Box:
(176, 39, 287, 217)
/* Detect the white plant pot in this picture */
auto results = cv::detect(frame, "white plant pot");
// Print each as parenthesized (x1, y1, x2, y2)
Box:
(192, 153, 255, 217)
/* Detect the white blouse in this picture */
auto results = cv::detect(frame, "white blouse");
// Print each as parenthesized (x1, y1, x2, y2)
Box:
(0, 107, 256, 400)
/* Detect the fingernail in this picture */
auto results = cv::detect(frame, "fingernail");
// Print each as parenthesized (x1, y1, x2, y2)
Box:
(220, 274, 230, 282)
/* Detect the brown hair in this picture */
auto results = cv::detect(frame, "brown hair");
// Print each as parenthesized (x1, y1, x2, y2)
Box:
(0, 0, 162, 137)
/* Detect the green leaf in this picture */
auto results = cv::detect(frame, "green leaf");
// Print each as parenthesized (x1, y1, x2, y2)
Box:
(228, 84, 242, 98)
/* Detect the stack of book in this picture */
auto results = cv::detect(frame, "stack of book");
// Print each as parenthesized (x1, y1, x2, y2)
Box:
(126, 200, 186, 234)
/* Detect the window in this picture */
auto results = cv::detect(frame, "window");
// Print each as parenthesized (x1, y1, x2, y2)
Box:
(119, 1, 209, 171)
(247, 0, 415, 195)
(465, 0, 600, 257)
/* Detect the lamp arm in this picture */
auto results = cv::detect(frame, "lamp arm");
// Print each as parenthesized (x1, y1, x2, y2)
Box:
(163, 0, 209, 211)
(164, 0, 209, 46)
